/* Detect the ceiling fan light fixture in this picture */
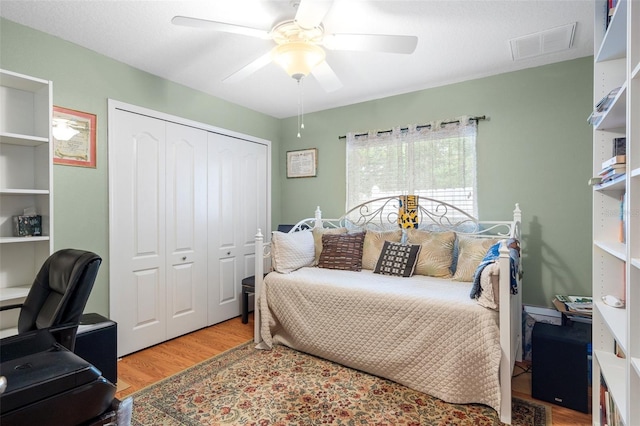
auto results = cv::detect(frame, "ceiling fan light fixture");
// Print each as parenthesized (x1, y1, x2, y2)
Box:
(272, 42, 326, 80)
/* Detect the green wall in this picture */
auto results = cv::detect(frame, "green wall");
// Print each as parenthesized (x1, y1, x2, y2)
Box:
(0, 18, 282, 316)
(1, 17, 593, 311)
(279, 57, 594, 307)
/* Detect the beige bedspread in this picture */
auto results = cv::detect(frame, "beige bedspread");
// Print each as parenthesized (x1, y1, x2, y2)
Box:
(258, 267, 503, 413)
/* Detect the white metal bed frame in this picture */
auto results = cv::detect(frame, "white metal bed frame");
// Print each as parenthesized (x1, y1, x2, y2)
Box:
(254, 196, 522, 424)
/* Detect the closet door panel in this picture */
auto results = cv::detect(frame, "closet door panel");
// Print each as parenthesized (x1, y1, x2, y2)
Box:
(238, 142, 269, 280)
(110, 110, 167, 357)
(208, 133, 241, 324)
(218, 257, 237, 303)
(165, 123, 208, 338)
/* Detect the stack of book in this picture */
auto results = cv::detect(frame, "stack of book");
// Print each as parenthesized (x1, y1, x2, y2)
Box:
(553, 295, 593, 323)
(588, 87, 621, 126)
(601, 375, 623, 426)
(599, 154, 626, 184)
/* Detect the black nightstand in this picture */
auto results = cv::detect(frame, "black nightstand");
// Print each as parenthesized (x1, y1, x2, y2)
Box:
(241, 274, 268, 324)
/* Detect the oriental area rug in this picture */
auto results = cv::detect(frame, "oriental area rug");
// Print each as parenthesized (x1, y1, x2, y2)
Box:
(131, 342, 550, 426)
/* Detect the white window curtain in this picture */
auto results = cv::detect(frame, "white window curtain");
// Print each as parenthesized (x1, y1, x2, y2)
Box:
(346, 116, 478, 218)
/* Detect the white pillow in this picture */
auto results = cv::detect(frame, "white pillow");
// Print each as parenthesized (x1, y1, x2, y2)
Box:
(271, 230, 315, 273)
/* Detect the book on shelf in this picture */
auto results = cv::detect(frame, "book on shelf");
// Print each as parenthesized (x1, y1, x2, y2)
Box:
(612, 137, 626, 156)
(553, 295, 592, 319)
(602, 154, 626, 169)
(601, 374, 623, 426)
(597, 163, 626, 184)
(589, 176, 603, 186)
(589, 173, 625, 187)
(620, 192, 626, 243)
(606, 0, 619, 29)
(599, 164, 625, 177)
(588, 87, 621, 126)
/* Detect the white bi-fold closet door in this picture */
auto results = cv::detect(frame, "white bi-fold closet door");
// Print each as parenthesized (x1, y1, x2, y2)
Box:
(108, 101, 270, 357)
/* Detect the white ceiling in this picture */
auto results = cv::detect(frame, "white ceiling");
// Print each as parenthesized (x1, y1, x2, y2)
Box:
(0, 0, 594, 119)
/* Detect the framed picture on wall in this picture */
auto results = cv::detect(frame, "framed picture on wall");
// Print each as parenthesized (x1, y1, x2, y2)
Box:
(287, 148, 317, 178)
(52, 106, 97, 168)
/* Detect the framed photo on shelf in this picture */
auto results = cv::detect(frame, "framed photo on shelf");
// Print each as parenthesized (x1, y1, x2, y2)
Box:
(287, 148, 317, 178)
(52, 106, 97, 168)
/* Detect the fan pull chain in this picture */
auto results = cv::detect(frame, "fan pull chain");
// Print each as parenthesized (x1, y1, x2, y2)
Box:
(297, 77, 304, 138)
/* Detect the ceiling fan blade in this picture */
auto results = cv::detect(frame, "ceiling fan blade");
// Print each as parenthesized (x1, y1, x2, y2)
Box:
(323, 33, 418, 54)
(171, 16, 270, 39)
(294, 0, 334, 29)
(223, 51, 273, 84)
(311, 61, 342, 92)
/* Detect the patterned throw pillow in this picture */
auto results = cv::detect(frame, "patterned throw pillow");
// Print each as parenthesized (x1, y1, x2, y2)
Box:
(406, 229, 456, 278)
(373, 241, 421, 277)
(452, 236, 499, 282)
(361, 229, 403, 270)
(317, 233, 365, 271)
(312, 227, 348, 265)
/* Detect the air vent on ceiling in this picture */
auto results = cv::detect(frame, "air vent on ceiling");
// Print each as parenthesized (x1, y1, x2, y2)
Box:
(509, 22, 576, 61)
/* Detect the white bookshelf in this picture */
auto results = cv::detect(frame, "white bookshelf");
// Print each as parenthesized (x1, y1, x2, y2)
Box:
(591, 0, 640, 424)
(0, 69, 53, 319)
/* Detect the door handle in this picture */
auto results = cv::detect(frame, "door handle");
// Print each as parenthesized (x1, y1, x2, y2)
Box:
(182, 256, 187, 261)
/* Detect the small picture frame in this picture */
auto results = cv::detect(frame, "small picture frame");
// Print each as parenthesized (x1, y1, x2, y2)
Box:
(287, 148, 317, 178)
(52, 106, 97, 168)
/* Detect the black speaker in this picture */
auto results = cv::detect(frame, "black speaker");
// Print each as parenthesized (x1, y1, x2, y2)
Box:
(532, 321, 591, 413)
(74, 313, 118, 384)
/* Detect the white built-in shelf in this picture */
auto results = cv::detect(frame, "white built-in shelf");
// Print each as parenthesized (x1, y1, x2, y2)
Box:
(633, 358, 640, 377)
(0, 70, 49, 91)
(0, 236, 49, 244)
(596, 350, 629, 425)
(595, 83, 627, 131)
(0, 284, 31, 302)
(596, 301, 627, 353)
(596, 0, 627, 62)
(0, 132, 49, 146)
(0, 189, 50, 195)
(592, 0, 639, 423)
(594, 240, 627, 261)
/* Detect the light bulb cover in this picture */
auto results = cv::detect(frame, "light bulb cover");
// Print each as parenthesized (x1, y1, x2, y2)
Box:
(272, 42, 326, 80)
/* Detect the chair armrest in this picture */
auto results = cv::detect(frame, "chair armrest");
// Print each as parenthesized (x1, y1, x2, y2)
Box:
(48, 322, 80, 351)
(0, 304, 23, 312)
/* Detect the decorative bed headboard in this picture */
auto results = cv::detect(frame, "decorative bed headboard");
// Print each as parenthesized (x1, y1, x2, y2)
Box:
(288, 196, 521, 240)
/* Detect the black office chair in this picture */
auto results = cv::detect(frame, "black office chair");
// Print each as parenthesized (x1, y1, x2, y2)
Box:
(0, 248, 102, 351)
(0, 249, 128, 426)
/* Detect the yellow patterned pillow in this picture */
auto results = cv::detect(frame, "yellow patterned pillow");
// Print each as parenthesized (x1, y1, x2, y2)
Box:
(452, 237, 499, 282)
(406, 229, 456, 278)
(361, 229, 403, 270)
(312, 227, 348, 265)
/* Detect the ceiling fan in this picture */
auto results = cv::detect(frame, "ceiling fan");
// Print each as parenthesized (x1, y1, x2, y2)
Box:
(171, 0, 418, 92)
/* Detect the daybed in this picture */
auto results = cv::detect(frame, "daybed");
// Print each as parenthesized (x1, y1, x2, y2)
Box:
(253, 196, 522, 424)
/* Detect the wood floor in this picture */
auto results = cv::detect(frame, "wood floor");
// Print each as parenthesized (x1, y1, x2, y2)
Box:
(116, 314, 592, 425)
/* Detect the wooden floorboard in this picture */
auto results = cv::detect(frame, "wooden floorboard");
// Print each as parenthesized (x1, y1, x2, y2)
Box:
(116, 314, 592, 425)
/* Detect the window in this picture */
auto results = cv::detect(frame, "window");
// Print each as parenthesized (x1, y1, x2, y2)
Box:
(346, 117, 478, 218)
